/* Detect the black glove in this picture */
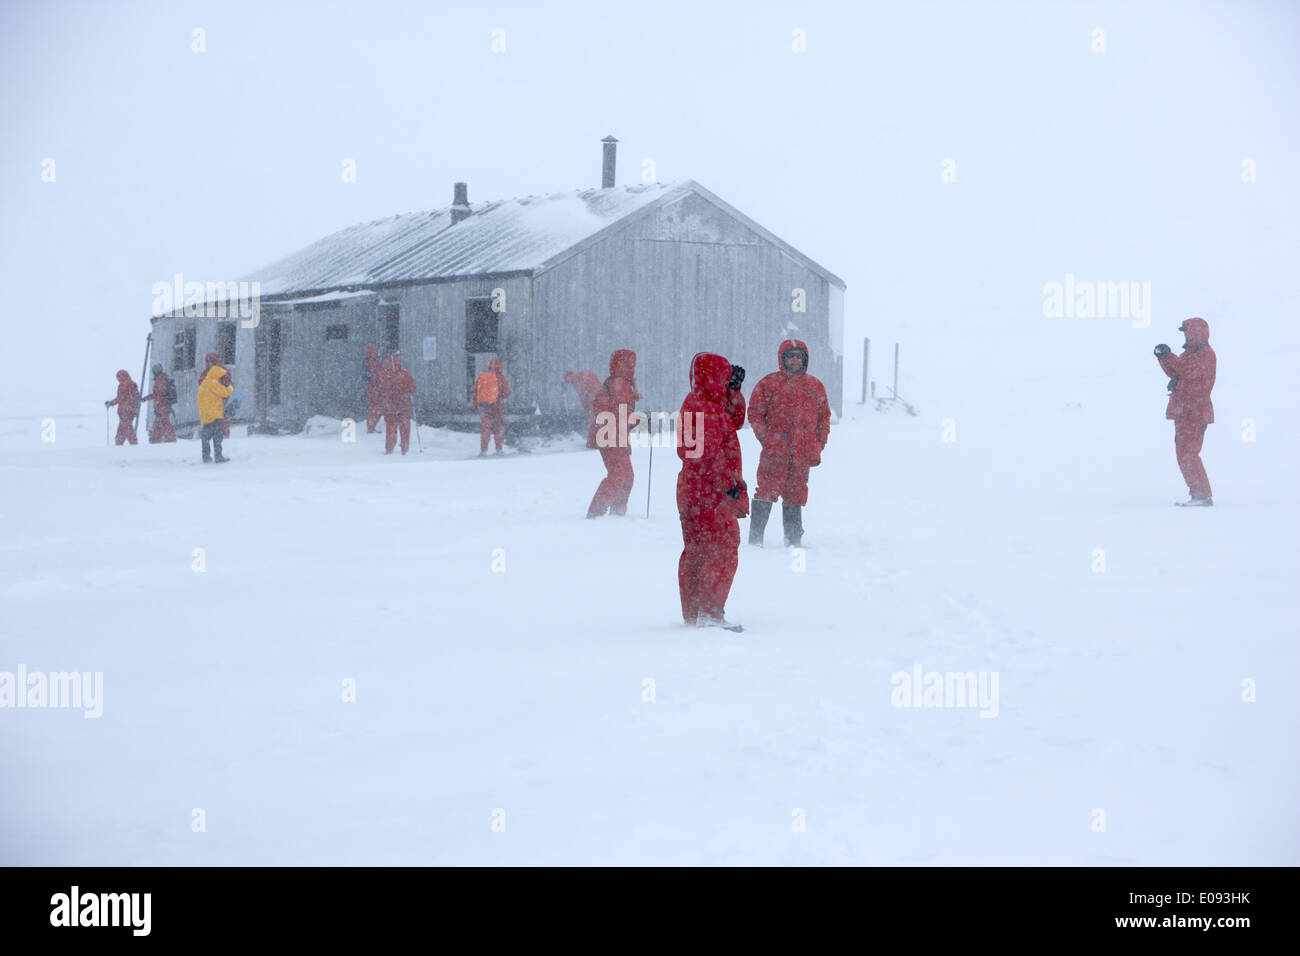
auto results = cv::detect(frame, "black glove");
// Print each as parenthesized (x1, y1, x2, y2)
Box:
(729, 365, 745, 391)
(725, 484, 741, 500)
(1167, 372, 1179, 394)
(104, 400, 112, 407)
(1153, 344, 1171, 358)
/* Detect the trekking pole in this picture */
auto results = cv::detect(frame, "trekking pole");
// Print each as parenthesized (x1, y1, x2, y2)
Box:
(645, 440, 653, 519)
(413, 413, 423, 453)
(134, 332, 151, 433)
(105, 405, 110, 446)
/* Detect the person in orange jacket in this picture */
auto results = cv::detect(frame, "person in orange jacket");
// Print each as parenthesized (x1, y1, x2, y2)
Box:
(197, 359, 233, 463)
(474, 358, 511, 455)
(379, 354, 416, 455)
(1154, 317, 1217, 505)
(104, 370, 140, 445)
(587, 349, 641, 517)
(676, 352, 748, 631)
(141, 363, 176, 443)
(363, 345, 383, 433)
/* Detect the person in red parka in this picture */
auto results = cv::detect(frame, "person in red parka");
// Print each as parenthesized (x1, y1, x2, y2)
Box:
(1154, 317, 1216, 505)
(746, 339, 831, 547)
(141, 363, 176, 443)
(677, 352, 748, 631)
(364, 345, 383, 433)
(587, 349, 642, 517)
(564, 369, 603, 448)
(379, 354, 416, 455)
(104, 369, 140, 445)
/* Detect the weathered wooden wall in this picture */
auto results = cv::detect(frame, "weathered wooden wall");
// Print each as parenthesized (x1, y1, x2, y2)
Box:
(531, 191, 843, 417)
(147, 190, 844, 430)
(377, 275, 532, 418)
(147, 308, 255, 428)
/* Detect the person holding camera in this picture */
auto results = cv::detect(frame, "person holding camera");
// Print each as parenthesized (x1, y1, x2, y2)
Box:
(1154, 317, 1216, 506)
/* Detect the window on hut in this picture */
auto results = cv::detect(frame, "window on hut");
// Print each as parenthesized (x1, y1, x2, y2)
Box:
(465, 298, 499, 352)
(379, 304, 400, 356)
(325, 324, 349, 342)
(173, 326, 196, 371)
(217, 322, 237, 366)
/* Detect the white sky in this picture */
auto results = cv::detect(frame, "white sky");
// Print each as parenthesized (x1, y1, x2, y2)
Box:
(1, 0, 1296, 414)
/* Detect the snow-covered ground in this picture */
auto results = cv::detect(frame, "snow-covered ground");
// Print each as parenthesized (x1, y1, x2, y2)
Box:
(1, 353, 1297, 865)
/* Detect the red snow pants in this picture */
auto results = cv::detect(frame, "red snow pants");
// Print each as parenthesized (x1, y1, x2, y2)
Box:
(678, 503, 740, 624)
(479, 402, 504, 453)
(1174, 420, 1212, 499)
(385, 416, 410, 454)
(588, 446, 635, 516)
(149, 405, 175, 443)
(755, 447, 810, 506)
(115, 410, 137, 445)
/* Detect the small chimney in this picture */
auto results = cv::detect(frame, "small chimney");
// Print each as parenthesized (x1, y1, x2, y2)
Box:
(451, 182, 471, 224)
(601, 135, 618, 189)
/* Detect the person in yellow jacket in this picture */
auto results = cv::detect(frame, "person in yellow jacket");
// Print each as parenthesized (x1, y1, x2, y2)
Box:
(197, 352, 233, 463)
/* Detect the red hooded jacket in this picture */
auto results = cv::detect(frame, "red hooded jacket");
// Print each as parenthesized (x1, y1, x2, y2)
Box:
(1158, 317, 1215, 424)
(365, 346, 383, 397)
(591, 350, 640, 440)
(677, 353, 747, 517)
(110, 370, 140, 416)
(379, 355, 416, 417)
(747, 339, 831, 466)
(147, 371, 171, 409)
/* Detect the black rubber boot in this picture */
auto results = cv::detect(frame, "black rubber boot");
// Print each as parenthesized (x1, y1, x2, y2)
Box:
(749, 499, 773, 546)
(782, 505, 804, 547)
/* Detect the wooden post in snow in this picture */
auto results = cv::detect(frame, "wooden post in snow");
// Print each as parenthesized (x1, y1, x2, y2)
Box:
(892, 343, 900, 401)
(861, 337, 869, 403)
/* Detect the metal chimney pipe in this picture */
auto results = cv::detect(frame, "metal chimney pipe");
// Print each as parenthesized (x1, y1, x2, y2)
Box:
(601, 135, 618, 189)
(451, 182, 471, 224)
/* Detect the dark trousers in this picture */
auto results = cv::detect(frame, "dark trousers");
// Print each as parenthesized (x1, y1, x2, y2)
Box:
(201, 420, 224, 461)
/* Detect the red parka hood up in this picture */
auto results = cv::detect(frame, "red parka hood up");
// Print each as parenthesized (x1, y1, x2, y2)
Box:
(778, 339, 810, 375)
(609, 349, 636, 380)
(1181, 317, 1210, 348)
(689, 352, 732, 404)
(1158, 318, 1216, 423)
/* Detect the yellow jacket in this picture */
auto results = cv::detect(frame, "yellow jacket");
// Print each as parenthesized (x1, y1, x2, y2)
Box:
(197, 365, 233, 424)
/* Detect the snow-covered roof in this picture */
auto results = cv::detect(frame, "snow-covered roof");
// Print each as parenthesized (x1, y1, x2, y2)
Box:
(249, 182, 678, 298)
(272, 289, 378, 306)
(245, 180, 844, 299)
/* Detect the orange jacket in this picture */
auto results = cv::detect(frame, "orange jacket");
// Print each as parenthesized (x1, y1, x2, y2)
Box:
(474, 359, 511, 404)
